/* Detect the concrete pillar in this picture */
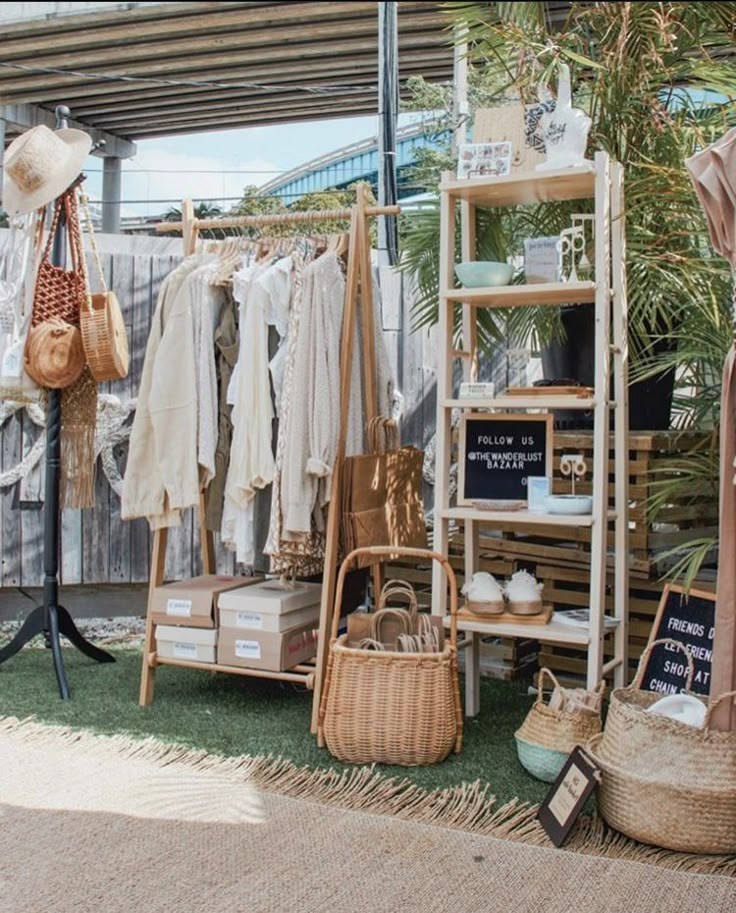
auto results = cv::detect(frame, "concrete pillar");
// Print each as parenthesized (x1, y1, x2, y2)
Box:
(452, 26, 469, 156)
(101, 156, 122, 233)
(0, 118, 7, 211)
(377, 0, 398, 266)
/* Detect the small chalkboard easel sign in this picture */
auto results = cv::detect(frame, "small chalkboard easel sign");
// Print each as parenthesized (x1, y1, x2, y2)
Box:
(458, 413, 553, 504)
(639, 584, 716, 696)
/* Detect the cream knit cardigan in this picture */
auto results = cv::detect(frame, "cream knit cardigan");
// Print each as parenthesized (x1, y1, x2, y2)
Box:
(122, 257, 213, 528)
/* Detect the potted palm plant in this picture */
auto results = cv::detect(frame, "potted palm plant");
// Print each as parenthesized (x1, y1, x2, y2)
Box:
(401, 1, 734, 430)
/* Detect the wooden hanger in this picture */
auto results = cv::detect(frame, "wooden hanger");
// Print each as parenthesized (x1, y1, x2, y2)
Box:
(336, 231, 350, 258)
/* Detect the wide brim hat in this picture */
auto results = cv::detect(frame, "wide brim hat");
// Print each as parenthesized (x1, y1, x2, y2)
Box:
(3, 125, 92, 216)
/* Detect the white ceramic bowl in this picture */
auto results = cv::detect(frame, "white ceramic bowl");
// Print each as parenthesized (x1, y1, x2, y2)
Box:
(647, 694, 706, 728)
(544, 494, 593, 515)
(455, 261, 513, 288)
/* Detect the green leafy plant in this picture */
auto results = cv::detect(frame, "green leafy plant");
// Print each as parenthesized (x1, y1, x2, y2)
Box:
(399, 2, 736, 585)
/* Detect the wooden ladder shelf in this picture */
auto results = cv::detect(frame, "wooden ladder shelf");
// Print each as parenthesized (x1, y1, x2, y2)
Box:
(431, 153, 629, 716)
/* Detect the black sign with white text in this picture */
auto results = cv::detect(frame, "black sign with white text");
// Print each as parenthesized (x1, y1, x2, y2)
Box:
(458, 414, 552, 504)
(640, 585, 716, 695)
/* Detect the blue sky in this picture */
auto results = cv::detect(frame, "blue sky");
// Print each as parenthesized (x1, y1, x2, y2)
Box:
(81, 113, 422, 218)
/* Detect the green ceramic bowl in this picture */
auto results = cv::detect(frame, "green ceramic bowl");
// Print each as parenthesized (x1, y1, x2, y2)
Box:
(455, 261, 513, 288)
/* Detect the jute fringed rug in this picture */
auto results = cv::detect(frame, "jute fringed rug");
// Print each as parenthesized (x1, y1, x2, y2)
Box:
(0, 718, 734, 913)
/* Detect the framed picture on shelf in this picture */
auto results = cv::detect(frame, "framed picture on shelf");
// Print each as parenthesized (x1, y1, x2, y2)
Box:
(457, 142, 512, 179)
(524, 236, 561, 284)
(458, 413, 553, 505)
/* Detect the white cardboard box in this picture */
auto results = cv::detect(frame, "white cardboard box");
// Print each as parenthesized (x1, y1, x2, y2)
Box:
(219, 602, 320, 633)
(156, 625, 218, 664)
(218, 579, 322, 616)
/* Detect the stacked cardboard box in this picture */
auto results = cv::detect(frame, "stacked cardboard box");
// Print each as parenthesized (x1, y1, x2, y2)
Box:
(217, 579, 321, 672)
(152, 575, 251, 665)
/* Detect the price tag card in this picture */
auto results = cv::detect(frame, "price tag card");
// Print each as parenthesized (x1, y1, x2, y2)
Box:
(537, 746, 599, 847)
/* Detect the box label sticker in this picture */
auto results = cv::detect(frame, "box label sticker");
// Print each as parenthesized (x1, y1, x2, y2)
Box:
(167, 598, 192, 617)
(236, 611, 263, 630)
(235, 640, 261, 660)
(173, 642, 198, 660)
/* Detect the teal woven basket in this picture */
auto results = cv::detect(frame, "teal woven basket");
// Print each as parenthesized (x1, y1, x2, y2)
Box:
(515, 735, 569, 783)
(513, 668, 605, 783)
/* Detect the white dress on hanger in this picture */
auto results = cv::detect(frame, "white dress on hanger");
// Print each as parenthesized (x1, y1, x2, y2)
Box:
(221, 255, 293, 564)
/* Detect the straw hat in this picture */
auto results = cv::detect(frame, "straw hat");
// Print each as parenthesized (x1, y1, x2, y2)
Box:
(2, 125, 92, 216)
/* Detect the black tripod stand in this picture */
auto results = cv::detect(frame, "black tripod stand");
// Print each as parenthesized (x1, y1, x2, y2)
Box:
(0, 106, 115, 697)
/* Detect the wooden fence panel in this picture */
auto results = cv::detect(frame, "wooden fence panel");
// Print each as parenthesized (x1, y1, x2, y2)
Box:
(0, 240, 446, 588)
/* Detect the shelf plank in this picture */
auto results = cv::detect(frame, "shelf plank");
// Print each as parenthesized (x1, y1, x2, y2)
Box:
(440, 164, 596, 206)
(442, 396, 596, 411)
(446, 614, 592, 646)
(444, 281, 596, 308)
(155, 655, 315, 687)
(441, 507, 598, 527)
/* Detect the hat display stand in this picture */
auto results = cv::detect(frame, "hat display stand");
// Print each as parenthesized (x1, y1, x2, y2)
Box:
(0, 106, 114, 699)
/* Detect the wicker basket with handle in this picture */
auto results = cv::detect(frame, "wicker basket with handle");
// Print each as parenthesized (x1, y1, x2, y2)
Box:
(587, 638, 736, 854)
(515, 667, 605, 781)
(78, 191, 129, 382)
(319, 545, 462, 766)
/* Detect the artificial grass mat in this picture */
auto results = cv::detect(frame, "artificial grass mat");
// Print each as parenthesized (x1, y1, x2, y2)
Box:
(0, 647, 549, 805)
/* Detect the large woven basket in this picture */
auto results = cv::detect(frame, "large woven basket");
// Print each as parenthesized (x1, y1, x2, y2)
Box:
(515, 667, 605, 782)
(318, 545, 462, 766)
(587, 638, 736, 854)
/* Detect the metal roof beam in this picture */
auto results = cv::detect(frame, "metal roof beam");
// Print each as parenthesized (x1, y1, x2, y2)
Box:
(0, 31, 449, 97)
(1, 103, 136, 158)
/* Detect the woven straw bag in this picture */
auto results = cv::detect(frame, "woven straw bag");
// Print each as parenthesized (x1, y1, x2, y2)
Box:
(515, 668, 605, 782)
(319, 545, 463, 767)
(587, 638, 736, 854)
(78, 193, 129, 382)
(24, 192, 86, 389)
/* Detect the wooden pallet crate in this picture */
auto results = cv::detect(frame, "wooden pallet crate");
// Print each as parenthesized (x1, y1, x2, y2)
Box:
(449, 430, 717, 577)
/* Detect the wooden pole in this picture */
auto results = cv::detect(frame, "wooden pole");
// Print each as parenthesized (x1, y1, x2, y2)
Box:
(310, 202, 363, 733)
(139, 198, 209, 706)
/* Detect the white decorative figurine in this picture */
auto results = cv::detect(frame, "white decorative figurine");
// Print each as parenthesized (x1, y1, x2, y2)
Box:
(536, 63, 591, 171)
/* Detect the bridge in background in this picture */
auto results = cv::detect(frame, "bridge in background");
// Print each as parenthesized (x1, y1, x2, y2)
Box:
(257, 122, 446, 202)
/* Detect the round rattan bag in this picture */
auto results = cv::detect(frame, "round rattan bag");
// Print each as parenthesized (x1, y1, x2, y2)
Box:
(25, 317, 85, 388)
(587, 638, 736, 854)
(78, 192, 129, 382)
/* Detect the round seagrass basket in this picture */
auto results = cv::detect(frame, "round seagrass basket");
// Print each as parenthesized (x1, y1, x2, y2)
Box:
(587, 638, 736, 854)
(515, 667, 605, 782)
(318, 546, 463, 767)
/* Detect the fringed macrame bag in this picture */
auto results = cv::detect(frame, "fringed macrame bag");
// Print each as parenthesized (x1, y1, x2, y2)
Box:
(25, 188, 97, 508)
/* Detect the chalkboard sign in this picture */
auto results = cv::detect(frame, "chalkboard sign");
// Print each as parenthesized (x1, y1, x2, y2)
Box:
(538, 746, 599, 847)
(640, 585, 716, 696)
(458, 413, 553, 504)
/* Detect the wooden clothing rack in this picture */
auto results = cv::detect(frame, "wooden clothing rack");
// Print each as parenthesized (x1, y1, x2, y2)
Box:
(139, 187, 400, 712)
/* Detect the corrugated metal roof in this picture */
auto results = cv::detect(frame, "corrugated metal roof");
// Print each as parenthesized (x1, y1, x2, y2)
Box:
(0, 2, 578, 142)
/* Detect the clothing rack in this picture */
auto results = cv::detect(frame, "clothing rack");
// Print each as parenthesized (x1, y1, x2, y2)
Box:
(139, 186, 400, 710)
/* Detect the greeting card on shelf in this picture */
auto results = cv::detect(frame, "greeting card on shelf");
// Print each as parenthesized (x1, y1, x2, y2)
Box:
(457, 142, 512, 179)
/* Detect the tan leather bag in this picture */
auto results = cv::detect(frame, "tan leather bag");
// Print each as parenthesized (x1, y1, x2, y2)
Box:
(341, 418, 428, 565)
